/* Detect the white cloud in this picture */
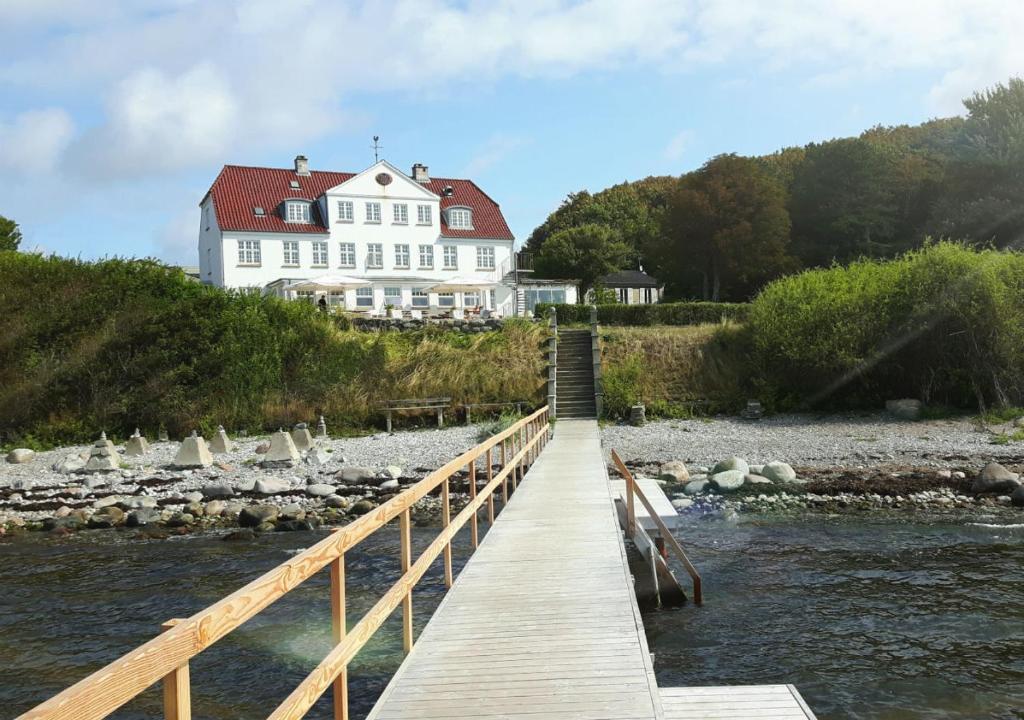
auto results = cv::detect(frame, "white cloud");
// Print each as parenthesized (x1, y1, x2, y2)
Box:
(664, 130, 695, 162)
(157, 206, 200, 265)
(0, 108, 74, 174)
(461, 134, 530, 178)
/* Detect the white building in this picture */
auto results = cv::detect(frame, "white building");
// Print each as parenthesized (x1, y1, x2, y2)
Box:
(198, 156, 577, 315)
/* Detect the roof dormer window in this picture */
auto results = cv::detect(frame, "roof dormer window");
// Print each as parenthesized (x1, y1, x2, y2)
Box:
(285, 200, 311, 223)
(289, 180, 301, 189)
(448, 207, 473, 230)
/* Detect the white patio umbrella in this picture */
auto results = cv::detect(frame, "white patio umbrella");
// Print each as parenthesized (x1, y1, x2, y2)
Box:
(424, 277, 499, 314)
(282, 274, 371, 292)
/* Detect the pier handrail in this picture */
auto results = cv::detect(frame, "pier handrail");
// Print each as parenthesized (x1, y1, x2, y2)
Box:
(20, 406, 551, 720)
(611, 449, 703, 605)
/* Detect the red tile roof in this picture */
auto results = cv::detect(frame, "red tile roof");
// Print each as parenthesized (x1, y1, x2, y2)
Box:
(205, 164, 514, 240)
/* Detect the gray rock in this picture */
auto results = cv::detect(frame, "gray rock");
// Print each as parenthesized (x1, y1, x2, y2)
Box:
(761, 461, 797, 483)
(88, 506, 125, 528)
(255, 442, 270, 454)
(886, 398, 923, 420)
(337, 466, 377, 484)
(712, 457, 750, 476)
(166, 512, 195, 527)
(744, 474, 773, 485)
(183, 491, 204, 504)
(350, 499, 376, 515)
(381, 465, 403, 480)
(201, 482, 235, 499)
(279, 503, 306, 522)
(234, 477, 256, 492)
(239, 505, 279, 527)
(1011, 485, 1024, 508)
(972, 462, 1022, 494)
(305, 483, 337, 497)
(10, 478, 34, 491)
(378, 479, 400, 491)
(126, 508, 161, 527)
(52, 453, 87, 474)
(325, 494, 349, 509)
(683, 479, 709, 495)
(659, 460, 689, 484)
(123, 496, 158, 509)
(254, 477, 291, 495)
(671, 498, 693, 510)
(82, 475, 107, 490)
(710, 470, 746, 492)
(93, 495, 125, 509)
(304, 449, 331, 466)
(6, 448, 35, 464)
(204, 500, 226, 517)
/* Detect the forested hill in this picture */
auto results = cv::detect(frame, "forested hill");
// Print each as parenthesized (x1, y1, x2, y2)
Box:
(527, 78, 1024, 302)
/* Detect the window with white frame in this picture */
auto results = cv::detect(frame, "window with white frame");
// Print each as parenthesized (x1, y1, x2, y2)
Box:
(476, 245, 495, 269)
(448, 207, 472, 229)
(365, 202, 381, 223)
(411, 289, 429, 308)
(366, 243, 383, 268)
(394, 244, 410, 268)
(285, 201, 311, 223)
(393, 203, 408, 224)
(338, 242, 355, 268)
(384, 286, 402, 306)
(237, 239, 261, 265)
(311, 241, 328, 267)
(355, 287, 373, 308)
(437, 292, 455, 307)
(337, 200, 353, 222)
(328, 291, 345, 307)
(418, 244, 434, 269)
(464, 290, 480, 307)
(417, 204, 432, 225)
(282, 240, 299, 266)
(442, 245, 458, 270)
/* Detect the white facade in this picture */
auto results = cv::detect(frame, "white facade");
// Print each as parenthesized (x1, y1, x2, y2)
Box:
(199, 160, 518, 314)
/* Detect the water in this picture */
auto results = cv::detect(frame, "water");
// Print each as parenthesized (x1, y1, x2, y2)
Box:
(2, 516, 1022, 719)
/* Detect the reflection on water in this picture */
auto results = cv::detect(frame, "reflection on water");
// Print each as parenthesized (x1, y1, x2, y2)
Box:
(649, 515, 1024, 720)
(2, 516, 1023, 719)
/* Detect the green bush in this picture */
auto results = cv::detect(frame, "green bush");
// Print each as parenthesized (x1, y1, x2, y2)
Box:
(0, 254, 548, 446)
(535, 302, 749, 325)
(749, 242, 1024, 410)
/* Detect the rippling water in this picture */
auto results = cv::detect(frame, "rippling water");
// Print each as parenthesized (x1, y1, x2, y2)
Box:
(2, 515, 1022, 719)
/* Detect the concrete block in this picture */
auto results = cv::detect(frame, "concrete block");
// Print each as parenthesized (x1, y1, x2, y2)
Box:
(124, 429, 150, 457)
(261, 429, 300, 468)
(84, 432, 121, 472)
(210, 425, 233, 454)
(291, 423, 314, 452)
(173, 431, 214, 468)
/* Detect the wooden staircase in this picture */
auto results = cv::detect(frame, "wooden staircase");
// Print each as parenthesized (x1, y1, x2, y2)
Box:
(556, 329, 597, 418)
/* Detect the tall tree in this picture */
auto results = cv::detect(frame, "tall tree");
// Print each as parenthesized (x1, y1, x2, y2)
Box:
(654, 154, 793, 301)
(533, 224, 632, 302)
(0, 215, 21, 252)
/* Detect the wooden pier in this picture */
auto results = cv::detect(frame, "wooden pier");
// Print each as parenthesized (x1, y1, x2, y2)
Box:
(19, 409, 816, 720)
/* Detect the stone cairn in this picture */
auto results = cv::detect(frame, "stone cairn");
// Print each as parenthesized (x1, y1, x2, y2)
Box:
(84, 431, 121, 472)
(157, 428, 170, 442)
(291, 423, 314, 452)
(124, 428, 150, 457)
(317, 415, 328, 439)
(173, 431, 214, 469)
(210, 425, 233, 454)
(262, 429, 300, 468)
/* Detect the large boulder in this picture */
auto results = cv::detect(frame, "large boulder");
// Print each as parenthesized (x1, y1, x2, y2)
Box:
(306, 483, 337, 498)
(201, 482, 235, 499)
(6, 448, 35, 464)
(254, 477, 291, 495)
(710, 470, 746, 492)
(1011, 485, 1024, 508)
(261, 430, 300, 468)
(761, 461, 797, 484)
(52, 453, 86, 474)
(886, 398, 923, 420)
(683, 479, 709, 495)
(745, 474, 773, 485)
(239, 505, 280, 527)
(712, 457, 749, 476)
(126, 508, 161, 527)
(972, 462, 1022, 494)
(337, 466, 377, 485)
(659, 460, 689, 484)
(88, 506, 125, 528)
(173, 433, 214, 469)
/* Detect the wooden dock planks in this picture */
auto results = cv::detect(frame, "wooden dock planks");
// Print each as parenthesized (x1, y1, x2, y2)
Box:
(660, 685, 818, 720)
(367, 419, 662, 720)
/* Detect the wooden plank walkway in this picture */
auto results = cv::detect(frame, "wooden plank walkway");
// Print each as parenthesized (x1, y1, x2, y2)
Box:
(367, 418, 663, 720)
(660, 686, 817, 719)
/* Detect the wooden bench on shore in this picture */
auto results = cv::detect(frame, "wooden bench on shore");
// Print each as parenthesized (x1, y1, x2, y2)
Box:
(382, 397, 452, 432)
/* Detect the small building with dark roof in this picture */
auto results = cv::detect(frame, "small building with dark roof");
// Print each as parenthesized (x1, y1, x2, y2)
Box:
(593, 269, 663, 305)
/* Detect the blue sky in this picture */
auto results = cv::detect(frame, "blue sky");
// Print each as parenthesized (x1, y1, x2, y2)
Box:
(1, 1, 1021, 264)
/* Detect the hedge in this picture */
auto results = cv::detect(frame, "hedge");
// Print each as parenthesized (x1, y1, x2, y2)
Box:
(535, 302, 749, 326)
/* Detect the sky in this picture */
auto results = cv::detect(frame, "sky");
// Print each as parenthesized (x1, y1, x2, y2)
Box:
(1, 0, 1022, 265)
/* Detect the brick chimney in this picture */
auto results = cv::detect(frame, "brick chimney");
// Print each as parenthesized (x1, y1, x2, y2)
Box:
(294, 155, 310, 176)
(411, 163, 429, 183)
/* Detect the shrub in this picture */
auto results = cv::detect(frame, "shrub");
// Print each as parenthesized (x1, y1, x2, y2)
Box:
(749, 242, 1024, 410)
(536, 302, 749, 326)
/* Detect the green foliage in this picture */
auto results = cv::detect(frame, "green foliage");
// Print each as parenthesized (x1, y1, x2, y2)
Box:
(475, 409, 525, 441)
(601, 352, 645, 418)
(0, 215, 22, 252)
(653, 154, 794, 301)
(533, 224, 632, 299)
(749, 242, 1024, 411)
(535, 302, 749, 326)
(0, 254, 548, 445)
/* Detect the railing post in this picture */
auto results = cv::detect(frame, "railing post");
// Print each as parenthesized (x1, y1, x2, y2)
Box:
(400, 509, 413, 653)
(469, 459, 478, 549)
(442, 477, 453, 588)
(160, 619, 191, 720)
(329, 539, 349, 720)
(625, 463, 636, 538)
(501, 438, 509, 503)
(486, 446, 495, 523)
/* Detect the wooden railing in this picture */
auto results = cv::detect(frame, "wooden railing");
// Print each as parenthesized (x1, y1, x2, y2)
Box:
(20, 406, 552, 720)
(610, 449, 703, 605)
